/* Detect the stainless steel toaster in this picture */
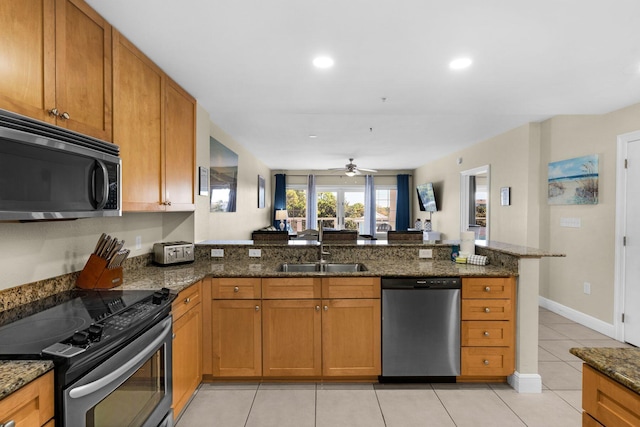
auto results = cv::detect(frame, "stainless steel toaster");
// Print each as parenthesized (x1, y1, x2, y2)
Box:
(153, 241, 195, 265)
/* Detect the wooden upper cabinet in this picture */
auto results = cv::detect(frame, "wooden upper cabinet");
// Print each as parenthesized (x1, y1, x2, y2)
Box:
(0, 0, 56, 123)
(0, 0, 112, 141)
(112, 29, 164, 211)
(164, 78, 196, 211)
(55, 0, 112, 141)
(113, 30, 195, 212)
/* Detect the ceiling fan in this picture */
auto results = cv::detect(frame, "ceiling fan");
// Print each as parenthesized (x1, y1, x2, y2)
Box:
(330, 158, 378, 176)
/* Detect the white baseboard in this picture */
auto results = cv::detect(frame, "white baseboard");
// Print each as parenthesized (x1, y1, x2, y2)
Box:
(508, 371, 542, 393)
(538, 296, 615, 338)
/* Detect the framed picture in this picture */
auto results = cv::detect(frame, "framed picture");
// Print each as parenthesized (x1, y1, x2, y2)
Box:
(501, 187, 510, 206)
(198, 167, 208, 196)
(548, 154, 598, 205)
(258, 175, 265, 208)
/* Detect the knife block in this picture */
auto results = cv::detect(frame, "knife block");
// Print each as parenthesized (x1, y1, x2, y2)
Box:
(76, 254, 123, 289)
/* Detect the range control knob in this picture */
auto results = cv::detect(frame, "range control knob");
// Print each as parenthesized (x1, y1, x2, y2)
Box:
(152, 292, 164, 305)
(88, 324, 103, 341)
(72, 331, 90, 346)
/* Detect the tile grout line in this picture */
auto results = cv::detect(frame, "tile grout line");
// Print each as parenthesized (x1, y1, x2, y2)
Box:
(243, 384, 260, 427)
(373, 386, 388, 427)
(489, 383, 529, 427)
(431, 384, 459, 426)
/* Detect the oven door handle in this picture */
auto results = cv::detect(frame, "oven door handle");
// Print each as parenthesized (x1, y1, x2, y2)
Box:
(68, 318, 171, 399)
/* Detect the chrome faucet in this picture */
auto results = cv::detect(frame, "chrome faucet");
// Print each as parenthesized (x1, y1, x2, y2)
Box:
(318, 221, 330, 264)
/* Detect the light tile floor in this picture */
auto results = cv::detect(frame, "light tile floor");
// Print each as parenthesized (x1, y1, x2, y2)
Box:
(177, 307, 634, 426)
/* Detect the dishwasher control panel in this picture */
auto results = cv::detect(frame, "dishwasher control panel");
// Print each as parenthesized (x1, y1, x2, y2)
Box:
(381, 277, 461, 289)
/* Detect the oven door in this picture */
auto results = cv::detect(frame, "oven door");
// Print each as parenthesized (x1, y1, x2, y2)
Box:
(63, 316, 173, 427)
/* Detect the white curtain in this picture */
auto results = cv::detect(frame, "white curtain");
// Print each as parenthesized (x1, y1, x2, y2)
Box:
(306, 174, 317, 230)
(364, 175, 376, 236)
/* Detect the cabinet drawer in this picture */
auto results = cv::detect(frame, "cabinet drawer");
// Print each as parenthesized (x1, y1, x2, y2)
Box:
(461, 347, 514, 376)
(321, 277, 381, 299)
(212, 278, 261, 299)
(0, 370, 54, 427)
(461, 321, 513, 347)
(462, 277, 514, 299)
(172, 281, 202, 320)
(583, 364, 640, 427)
(461, 299, 512, 321)
(262, 278, 321, 299)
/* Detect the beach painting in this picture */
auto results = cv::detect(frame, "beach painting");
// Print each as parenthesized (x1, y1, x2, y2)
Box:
(548, 154, 599, 205)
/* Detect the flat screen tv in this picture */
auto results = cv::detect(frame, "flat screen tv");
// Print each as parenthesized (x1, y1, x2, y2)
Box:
(417, 182, 438, 212)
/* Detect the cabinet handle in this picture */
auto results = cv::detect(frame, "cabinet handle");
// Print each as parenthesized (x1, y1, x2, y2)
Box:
(323, 305, 328, 311)
(483, 331, 490, 337)
(166, 200, 172, 206)
(255, 305, 260, 311)
(315, 305, 320, 311)
(60, 111, 70, 120)
(233, 286, 240, 293)
(48, 108, 59, 117)
(484, 286, 491, 292)
(483, 360, 490, 365)
(1, 420, 16, 427)
(484, 307, 490, 313)
(184, 297, 190, 304)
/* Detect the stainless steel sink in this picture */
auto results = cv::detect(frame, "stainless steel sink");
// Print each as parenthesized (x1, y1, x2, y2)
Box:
(279, 263, 367, 273)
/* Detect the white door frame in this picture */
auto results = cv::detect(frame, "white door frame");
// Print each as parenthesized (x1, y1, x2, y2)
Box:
(614, 130, 640, 341)
(460, 165, 490, 240)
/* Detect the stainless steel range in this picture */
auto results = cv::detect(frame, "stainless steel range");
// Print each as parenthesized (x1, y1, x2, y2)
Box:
(0, 288, 176, 427)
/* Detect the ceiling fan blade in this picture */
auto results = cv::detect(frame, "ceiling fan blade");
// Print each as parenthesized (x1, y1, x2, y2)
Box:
(358, 167, 378, 173)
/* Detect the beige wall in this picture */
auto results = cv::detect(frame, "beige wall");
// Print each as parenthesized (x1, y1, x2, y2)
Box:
(0, 212, 193, 291)
(414, 102, 640, 325)
(194, 106, 273, 241)
(414, 123, 541, 246)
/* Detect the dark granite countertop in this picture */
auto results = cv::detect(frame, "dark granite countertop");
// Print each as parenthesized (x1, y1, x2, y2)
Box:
(0, 360, 54, 400)
(570, 347, 640, 394)
(117, 258, 515, 293)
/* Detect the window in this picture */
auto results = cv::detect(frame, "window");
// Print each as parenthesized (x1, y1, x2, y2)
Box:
(286, 182, 397, 236)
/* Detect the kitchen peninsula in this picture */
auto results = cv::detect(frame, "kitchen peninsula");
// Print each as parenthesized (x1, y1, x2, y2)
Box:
(0, 238, 561, 415)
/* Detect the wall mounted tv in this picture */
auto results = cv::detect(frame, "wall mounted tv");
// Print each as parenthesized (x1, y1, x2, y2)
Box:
(417, 182, 438, 212)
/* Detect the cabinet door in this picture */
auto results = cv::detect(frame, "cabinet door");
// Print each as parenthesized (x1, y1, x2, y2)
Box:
(0, 0, 55, 123)
(55, 0, 112, 141)
(322, 299, 381, 377)
(211, 300, 262, 377)
(164, 78, 195, 211)
(0, 371, 54, 427)
(172, 300, 202, 419)
(113, 29, 164, 211)
(262, 299, 322, 377)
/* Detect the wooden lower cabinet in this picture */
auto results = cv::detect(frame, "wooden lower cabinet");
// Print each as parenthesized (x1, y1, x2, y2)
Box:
(322, 298, 381, 377)
(262, 299, 322, 377)
(172, 282, 202, 419)
(0, 371, 54, 427)
(211, 299, 262, 377)
(207, 276, 381, 380)
(460, 277, 516, 378)
(582, 364, 640, 426)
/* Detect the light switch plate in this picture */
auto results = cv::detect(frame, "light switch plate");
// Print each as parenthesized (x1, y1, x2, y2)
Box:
(419, 249, 433, 258)
(211, 249, 224, 257)
(249, 249, 262, 257)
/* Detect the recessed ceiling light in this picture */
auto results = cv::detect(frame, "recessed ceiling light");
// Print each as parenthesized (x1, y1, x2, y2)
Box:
(449, 57, 472, 70)
(309, 134, 317, 138)
(313, 56, 334, 69)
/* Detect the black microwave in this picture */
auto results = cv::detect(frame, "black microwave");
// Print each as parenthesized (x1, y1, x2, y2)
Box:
(0, 109, 121, 221)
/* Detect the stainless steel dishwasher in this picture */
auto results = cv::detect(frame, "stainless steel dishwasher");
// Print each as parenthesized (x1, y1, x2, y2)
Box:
(381, 277, 461, 381)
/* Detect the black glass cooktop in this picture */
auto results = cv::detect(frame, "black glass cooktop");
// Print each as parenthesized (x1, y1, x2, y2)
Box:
(0, 289, 156, 357)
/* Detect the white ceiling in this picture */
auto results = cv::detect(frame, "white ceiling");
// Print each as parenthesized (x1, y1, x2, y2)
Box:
(87, 0, 640, 172)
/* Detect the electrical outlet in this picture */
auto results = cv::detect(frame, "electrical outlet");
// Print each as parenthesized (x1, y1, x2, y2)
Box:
(135, 236, 142, 249)
(211, 249, 224, 257)
(419, 249, 433, 259)
(249, 249, 262, 257)
(584, 282, 591, 295)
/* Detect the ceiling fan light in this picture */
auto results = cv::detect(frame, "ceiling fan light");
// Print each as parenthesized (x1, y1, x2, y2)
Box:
(345, 171, 356, 177)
